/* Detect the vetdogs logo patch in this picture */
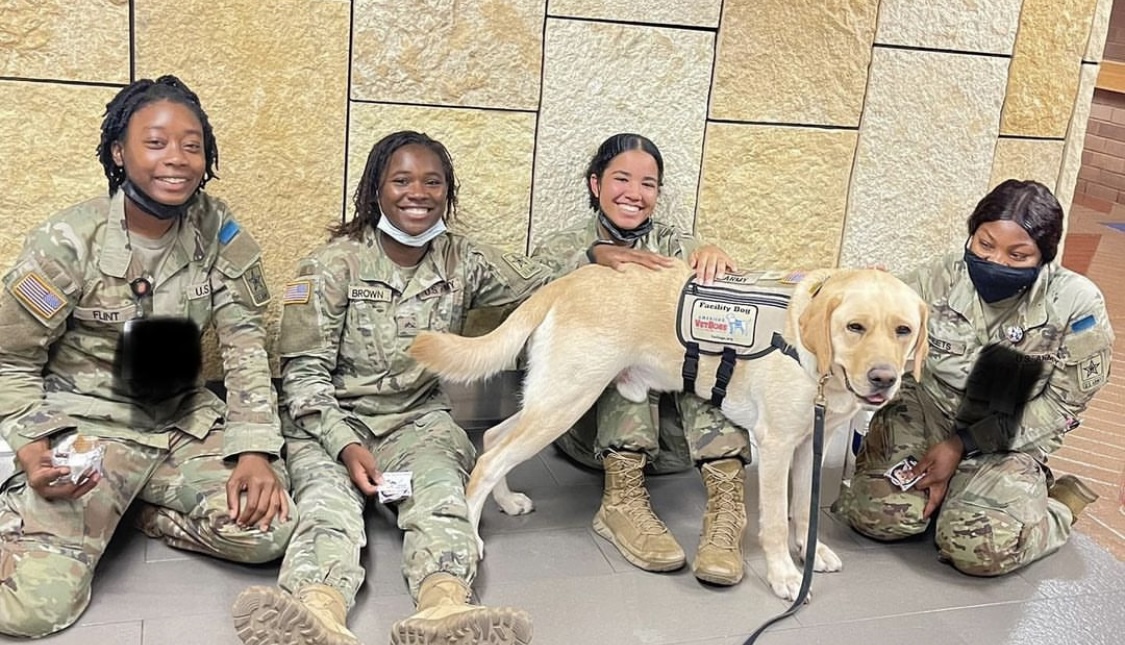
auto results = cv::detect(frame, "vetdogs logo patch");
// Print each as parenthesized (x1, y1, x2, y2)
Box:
(690, 300, 758, 349)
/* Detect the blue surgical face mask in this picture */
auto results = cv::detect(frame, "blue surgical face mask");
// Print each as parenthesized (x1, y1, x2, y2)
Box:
(375, 211, 447, 247)
(963, 248, 1040, 303)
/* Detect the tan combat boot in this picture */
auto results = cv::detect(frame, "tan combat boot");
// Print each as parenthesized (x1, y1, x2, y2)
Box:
(232, 584, 360, 645)
(692, 458, 747, 586)
(389, 573, 532, 644)
(592, 450, 686, 571)
(1049, 474, 1100, 525)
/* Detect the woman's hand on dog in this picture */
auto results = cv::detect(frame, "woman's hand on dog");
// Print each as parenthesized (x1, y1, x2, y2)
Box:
(589, 243, 674, 272)
(689, 244, 737, 285)
(913, 435, 965, 519)
(341, 442, 384, 496)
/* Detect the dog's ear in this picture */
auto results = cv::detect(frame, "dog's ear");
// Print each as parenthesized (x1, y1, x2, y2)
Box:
(799, 292, 841, 377)
(911, 299, 929, 378)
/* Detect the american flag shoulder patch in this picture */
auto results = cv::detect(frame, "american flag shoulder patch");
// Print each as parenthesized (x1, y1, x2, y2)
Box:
(11, 271, 67, 321)
(283, 279, 312, 305)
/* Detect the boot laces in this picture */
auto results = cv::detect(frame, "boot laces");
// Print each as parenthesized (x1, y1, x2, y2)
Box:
(703, 466, 743, 549)
(608, 457, 667, 535)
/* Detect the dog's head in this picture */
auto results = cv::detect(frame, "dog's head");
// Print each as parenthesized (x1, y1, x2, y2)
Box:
(796, 269, 928, 409)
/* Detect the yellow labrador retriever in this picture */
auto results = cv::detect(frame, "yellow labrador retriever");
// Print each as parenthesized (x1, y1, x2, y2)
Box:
(409, 261, 927, 600)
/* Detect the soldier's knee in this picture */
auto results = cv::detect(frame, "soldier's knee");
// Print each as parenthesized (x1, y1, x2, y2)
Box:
(838, 475, 928, 541)
(936, 504, 1024, 577)
(0, 554, 88, 638)
(215, 512, 299, 564)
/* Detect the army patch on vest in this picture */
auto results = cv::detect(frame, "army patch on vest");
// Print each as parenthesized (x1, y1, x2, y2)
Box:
(1078, 350, 1108, 392)
(242, 262, 271, 307)
(502, 252, 540, 280)
(283, 279, 312, 305)
(396, 312, 419, 336)
(418, 281, 452, 301)
(348, 284, 392, 303)
(10, 272, 67, 322)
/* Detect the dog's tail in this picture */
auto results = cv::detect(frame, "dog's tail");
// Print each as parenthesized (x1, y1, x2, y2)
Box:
(409, 287, 555, 383)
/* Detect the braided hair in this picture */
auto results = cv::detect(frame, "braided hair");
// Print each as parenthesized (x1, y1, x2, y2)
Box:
(333, 130, 459, 239)
(96, 75, 219, 195)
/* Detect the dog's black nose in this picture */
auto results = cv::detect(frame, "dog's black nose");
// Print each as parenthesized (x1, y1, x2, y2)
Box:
(867, 365, 897, 389)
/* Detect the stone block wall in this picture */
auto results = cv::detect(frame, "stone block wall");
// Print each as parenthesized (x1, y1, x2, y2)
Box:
(0, 0, 1111, 377)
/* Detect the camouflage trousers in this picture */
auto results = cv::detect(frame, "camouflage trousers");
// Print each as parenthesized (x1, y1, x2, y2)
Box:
(833, 381, 1071, 576)
(0, 428, 295, 638)
(554, 387, 752, 474)
(278, 409, 478, 609)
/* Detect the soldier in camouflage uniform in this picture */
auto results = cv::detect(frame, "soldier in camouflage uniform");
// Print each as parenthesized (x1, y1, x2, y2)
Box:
(834, 179, 1114, 576)
(233, 131, 547, 645)
(531, 134, 754, 586)
(0, 76, 294, 639)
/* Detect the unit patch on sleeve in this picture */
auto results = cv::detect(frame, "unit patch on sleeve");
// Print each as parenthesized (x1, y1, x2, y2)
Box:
(242, 262, 271, 307)
(283, 279, 312, 305)
(11, 271, 67, 322)
(1078, 350, 1108, 392)
(502, 252, 541, 280)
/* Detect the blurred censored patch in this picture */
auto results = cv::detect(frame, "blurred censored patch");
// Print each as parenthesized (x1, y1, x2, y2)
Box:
(10, 271, 67, 322)
(113, 317, 202, 403)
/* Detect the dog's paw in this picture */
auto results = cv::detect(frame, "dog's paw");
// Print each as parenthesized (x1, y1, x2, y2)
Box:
(766, 560, 806, 602)
(795, 540, 843, 573)
(495, 491, 535, 516)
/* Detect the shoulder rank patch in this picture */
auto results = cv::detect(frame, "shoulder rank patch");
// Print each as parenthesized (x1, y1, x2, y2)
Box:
(242, 261, 271, 307)
(502, 252, 541, 281)
(218, 219, 241, 245)
(283, 279, 312, 305)
(11, 272, 67, 322)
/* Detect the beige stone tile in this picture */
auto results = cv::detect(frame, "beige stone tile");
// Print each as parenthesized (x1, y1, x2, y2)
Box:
(549, 0, 721, 27)
(0, 0, 129, 83)
(530, 19, 713, 244)
(1000, 0, 1100, 138)
(875, 0, 1022, 55)
(346, 103, 537, 255)
(351, 0, 546, 110)
(711, 0, 878, 127)
(0, 81, 118, 268)
(989, 138, 1066, 193)
(1086, 0, 1114, 62)
(841, 48, 1008, 274)
(696, 123, 857, 270)
(1057, 64, 1100, 230)
(135, 0, 350, 375)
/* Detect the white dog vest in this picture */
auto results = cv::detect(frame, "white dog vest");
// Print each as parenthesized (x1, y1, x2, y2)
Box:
(676, 270, 804, 406)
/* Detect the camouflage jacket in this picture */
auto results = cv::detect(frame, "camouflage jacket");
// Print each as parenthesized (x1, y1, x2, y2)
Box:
(0, 191, 280, 458)
(531, 217, 698, 279)
(278, 229, 550, 458)
(908, 251, 1114, 457)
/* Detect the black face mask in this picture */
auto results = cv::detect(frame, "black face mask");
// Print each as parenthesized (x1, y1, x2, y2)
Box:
(963, 248, 1040, 303)
(597, 210, 653, 243)
(120, 179, 197, 221)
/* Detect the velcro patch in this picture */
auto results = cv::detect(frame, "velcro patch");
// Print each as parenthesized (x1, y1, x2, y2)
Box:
(1078, 350, 1108, 392)
(349, 284, 392, 302)
(502, 252, 541, 281)
(241, 262, 270, 307)
(1071, 314, 1096, 333)
(218, 219, 241, 245)
(11, 272, 67, 322)
(283, 280, 312, 305)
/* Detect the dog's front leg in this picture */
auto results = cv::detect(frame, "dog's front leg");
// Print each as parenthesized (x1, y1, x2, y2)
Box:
(790, 431, 842, 574)
(757, 435, 805, 601)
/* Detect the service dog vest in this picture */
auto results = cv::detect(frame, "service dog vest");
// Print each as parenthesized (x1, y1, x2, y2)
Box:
(676, 270, 804, 406)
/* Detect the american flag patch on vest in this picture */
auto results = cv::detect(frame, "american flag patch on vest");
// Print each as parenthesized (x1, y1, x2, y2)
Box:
(11, 272, 67, 320)
(283, 279, 311, 305)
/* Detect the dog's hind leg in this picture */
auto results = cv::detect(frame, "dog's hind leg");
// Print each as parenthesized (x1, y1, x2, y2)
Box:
(790, 430, 842, 574)
(483, 414, 536, 516)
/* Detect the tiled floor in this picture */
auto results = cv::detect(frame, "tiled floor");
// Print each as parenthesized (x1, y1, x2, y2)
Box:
(4, 205, 1125, 645)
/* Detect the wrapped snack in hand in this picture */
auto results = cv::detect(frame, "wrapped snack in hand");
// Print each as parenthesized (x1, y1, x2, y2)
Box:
(51, 435, 106, 486)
